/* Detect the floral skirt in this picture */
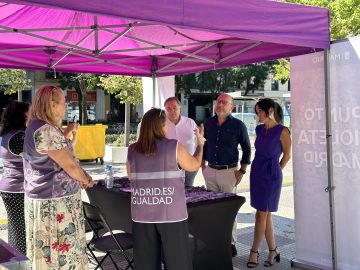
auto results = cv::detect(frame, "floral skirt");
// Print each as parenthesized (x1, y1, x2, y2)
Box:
(25, 191, 88, 270)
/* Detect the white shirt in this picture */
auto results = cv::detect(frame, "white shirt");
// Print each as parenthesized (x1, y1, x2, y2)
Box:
(167, 116, 197, 155)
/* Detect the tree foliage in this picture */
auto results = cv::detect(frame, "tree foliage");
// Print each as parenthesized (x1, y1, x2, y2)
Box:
(0, 69, 30, 94)
(273, 58, 290, 82)
(285, 0, 360, 40)
(176, 62, 275, 96)
(98, 75, 142, 146)
(275, 0, 360, 80)
(58, 73, 99, 124)
(98, 75, 142, 105)
(330, 0, 360, 40)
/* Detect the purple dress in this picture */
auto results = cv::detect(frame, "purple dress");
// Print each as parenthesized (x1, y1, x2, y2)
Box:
(250, 124, 284, 212)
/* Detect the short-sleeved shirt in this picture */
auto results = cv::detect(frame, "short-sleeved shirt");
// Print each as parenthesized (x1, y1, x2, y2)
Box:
(23, 120, 80, 199)
(35, 124, 68, 153)
(166, 116, 198, 155)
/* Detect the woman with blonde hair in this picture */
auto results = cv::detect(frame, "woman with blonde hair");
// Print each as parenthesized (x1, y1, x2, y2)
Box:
(23, 85, 93, 269)
(127, 108, 205, 270)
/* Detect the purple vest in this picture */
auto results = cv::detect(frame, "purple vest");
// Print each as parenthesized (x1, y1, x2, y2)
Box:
(128, 139, 187, 223)
(0, 131, 25, 193)
(23, 120, 79, 199)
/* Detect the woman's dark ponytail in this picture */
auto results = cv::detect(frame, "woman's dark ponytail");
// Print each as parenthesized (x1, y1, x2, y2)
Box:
(274, 102, 283, 124)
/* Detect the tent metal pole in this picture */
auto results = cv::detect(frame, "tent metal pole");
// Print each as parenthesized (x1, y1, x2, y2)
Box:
(0, 52, 47, 67)
(152, 74, 156, 107)
(219, 41, 262, 64)
(118, 33, 215, 63)
(98, 26, 133, 54)
(51, 31, 94, 68)
(157, 43, 213, 73)
(324, 49, 337, 270)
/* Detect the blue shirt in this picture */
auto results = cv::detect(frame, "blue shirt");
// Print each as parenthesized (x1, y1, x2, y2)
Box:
(203, 115, 251, 165)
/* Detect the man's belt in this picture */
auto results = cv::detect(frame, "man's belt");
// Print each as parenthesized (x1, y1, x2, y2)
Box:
(208, 163, 238, 170)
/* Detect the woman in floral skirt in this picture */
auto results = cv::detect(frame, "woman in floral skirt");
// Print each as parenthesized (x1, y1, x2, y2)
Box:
(23, 85, 94, 269)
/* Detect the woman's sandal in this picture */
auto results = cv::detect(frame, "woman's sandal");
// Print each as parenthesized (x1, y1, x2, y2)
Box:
(247, 249, 259, 268)
(264, 247, 280, 267)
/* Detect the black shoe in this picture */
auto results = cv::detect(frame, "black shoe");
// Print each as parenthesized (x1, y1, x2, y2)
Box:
(231, 244, 237, 257)
(247, 249, 259, 268)
(264, 247, 280, 267)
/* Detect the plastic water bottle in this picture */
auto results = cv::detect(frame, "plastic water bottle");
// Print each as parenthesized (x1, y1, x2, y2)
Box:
(105, 164, 114, 189)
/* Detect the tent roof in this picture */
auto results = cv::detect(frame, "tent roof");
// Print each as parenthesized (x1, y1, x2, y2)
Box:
(0, 0, 330, 77)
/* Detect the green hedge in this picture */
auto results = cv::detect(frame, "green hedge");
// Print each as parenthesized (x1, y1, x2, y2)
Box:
(105, 134, 119, 145)
(106, 133, 137, 147)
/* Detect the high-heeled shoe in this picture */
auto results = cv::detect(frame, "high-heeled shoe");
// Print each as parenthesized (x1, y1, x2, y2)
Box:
(247, 249, 259, 268)
(264, 247, 280, 267)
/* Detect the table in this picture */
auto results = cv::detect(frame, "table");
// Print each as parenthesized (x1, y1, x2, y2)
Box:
(86, 179, 245, 270)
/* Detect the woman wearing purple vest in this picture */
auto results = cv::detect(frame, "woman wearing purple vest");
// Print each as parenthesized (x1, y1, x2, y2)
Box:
(23, 86, 94, 270)
(127, 108, 205, 270)
(0, 101, 30, 255)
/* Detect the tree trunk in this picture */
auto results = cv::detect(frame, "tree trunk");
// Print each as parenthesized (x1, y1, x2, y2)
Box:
(244, 79, 250, 96)
(79, 80, 88, 124)
(81, 90, 87, 124)
(124, 103, 131, 146)
(75, 87, 83, 125)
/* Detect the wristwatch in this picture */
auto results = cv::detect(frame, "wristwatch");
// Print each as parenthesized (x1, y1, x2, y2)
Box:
(239, 168, 246, 174)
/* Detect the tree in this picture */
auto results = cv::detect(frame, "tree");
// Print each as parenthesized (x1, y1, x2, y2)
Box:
(273, 58, 290, 82)
(99, 75, 142, 146)
(0, 69, 30, 95)
(286, 0, 359, 40)
(176, 62, 275, 101)
(229, 63, 275, 95)
(274, 0, 360, 80)
(58, 73, 99, 124)
(175, 73, 197, 95)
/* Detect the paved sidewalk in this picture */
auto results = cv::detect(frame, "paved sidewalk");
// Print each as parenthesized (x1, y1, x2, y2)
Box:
(0, 161, 295, 269)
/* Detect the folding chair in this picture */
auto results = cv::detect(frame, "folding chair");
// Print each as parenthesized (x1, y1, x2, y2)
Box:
(83, 204, 104, 267)
(83, 201, 134, 270)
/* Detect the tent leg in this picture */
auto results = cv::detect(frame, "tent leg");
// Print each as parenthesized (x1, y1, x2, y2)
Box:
(324, 49, 337, 270)
(152, 74, 156, 107)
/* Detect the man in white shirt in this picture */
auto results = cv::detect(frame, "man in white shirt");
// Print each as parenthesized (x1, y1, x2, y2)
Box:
(164, 97, 198, 186)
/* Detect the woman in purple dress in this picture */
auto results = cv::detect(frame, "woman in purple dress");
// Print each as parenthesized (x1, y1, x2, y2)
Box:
(247, 98, 291, 268)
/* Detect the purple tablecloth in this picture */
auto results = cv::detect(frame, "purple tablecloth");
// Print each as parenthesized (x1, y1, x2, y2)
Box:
(95, 177, 237, 204)
(87, 178, 245, 270)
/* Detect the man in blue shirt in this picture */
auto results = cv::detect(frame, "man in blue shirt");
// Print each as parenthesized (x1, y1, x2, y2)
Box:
(202, 93, 251, 257)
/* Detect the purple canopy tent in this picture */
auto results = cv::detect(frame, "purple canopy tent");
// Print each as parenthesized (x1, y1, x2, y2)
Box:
(0, 0, 329, 77)
(0, 1, 335, 269)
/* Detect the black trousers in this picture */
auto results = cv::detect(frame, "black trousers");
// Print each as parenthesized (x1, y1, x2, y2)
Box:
(133, 220, 193, 270)
(1, 192, 26, 255)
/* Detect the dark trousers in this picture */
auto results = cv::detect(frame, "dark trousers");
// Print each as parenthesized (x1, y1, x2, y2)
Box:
(133, 220, 193, 270)
(1, 192, 26, 255)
